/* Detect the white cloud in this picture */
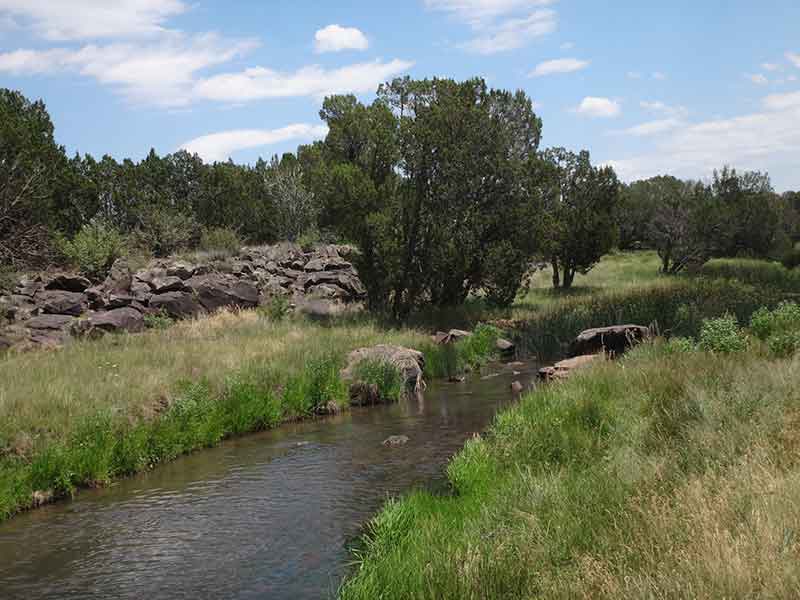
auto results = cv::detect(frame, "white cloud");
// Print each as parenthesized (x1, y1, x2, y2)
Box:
(193, 59, 414, 103)
(181, 124, 329, 163)
(0, 33, 258, 107)
(529, 57, 588, 77)
(0, 0, 187, 40)
(640, 100, 688, 119)
(575, 96, 621, 118)
(606, 90, 800, 186)
(460, 9, 556, 54)
(618, 118, 682, 137)
(747, 73, 768, 85)
(313, 24, 369, 53)
(651, 71, 666, 80)
(424, 0, 556, 26)
(762, 62, 781, 72)
(787, 52, 800, 68)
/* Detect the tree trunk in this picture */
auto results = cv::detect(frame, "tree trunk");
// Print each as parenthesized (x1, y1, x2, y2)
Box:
(551, 258, 560, 288)
(562, 267, 575, 289)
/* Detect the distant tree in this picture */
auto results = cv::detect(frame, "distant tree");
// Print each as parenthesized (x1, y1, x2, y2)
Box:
(260, 155, 318, 243)
(0, 89, 66, 266)
(643, 176, 718, 274)
(540, 148, 620, 288)
(618, 180, 658, 249)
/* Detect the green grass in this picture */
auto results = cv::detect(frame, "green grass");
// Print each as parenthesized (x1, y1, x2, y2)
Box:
(339, 340, 800, 599)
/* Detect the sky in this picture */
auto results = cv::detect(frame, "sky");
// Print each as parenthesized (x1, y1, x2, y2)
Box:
(0, 0, 798, 191)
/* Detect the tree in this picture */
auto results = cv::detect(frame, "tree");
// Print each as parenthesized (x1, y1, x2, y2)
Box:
(259, 154, 318, 243)
(0, 89, 66, 266)
(540, 148, 620, 288)
(312, 77, 545, 318)
(643, 176, 717, 274)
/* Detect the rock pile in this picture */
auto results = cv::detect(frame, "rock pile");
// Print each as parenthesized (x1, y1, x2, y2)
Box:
(0, 243, 366, 351)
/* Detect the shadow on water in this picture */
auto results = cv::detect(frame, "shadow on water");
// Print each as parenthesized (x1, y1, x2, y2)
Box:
(0, 360, 540, 600)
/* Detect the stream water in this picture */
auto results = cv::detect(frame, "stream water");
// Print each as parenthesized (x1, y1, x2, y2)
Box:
(0, 361, 538, 599)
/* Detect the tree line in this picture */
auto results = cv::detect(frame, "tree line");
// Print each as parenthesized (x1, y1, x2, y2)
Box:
(2, 81, 798, 318)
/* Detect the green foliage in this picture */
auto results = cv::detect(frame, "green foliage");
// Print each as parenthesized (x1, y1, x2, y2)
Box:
(283, 354, 347, 415)
(701, 258, 800, 292)
(143, 309, 174, 330)
(698, 314, 748, 353)
(0, 266, 17, 293)
(258, 296, 291, 322)
(199, 227, 242, 257)
(263, 155, 319, 242)
(131, 207, 199, 257)
(540, 147, 621, 288)
(352, 359, 405, 403)
(781, 247, 800, 270)
(663, 336, 697, 354)
(767, 331, 800, 357)
(749, 302, 800, 340)
(57, 220, 125, 279)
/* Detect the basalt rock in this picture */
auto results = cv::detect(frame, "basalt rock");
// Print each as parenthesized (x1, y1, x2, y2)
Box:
(569, 324, 651, 357)
(342, 345, 426, 404)
(538, 354, 603, 382)
(89, 307, 145, 334)
(0, 243, 366, 352)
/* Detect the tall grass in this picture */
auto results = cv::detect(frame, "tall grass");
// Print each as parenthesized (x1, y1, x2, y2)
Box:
(339, 343, 800, 599)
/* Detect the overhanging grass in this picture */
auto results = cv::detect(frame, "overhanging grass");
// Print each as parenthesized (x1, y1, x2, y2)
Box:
(339, 344, 800, 599)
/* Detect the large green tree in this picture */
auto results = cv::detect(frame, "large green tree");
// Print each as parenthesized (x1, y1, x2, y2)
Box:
(540, 148, 620, 288)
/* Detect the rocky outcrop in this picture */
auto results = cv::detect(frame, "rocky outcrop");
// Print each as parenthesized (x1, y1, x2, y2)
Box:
(569, 324, 650, 357)
(341, 345, 426, 405)
(0, 243, 366, 352)
(538, 354, 603, 382)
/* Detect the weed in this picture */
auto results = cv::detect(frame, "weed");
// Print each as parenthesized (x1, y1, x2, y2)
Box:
(698, 314, 748, 353)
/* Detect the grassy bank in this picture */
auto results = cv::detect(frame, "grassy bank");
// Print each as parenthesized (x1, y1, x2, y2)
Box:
(340, 337, 800, 599)
(0, 311, 501, 521)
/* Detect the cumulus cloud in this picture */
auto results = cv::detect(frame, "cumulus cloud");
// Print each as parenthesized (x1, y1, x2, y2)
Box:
(0, 33, 258, 107)
(575, 97, 621, 118)
(0, 0, 187, 40)
(618, 118, 682, 137)
(424, 0, 556, 26)
(529, 57, 588, 77)
(640, 100, 688, 119)
(459, 9, 556, 54)
(787, 52, 800, 68)
(181, 124, 329, 163)
(193, 58, 414, 103)
(606, 90, 800, 187)
(313, 24, 369, 53)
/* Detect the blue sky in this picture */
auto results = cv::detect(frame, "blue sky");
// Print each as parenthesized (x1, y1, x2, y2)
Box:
(1, 0, 798, 191)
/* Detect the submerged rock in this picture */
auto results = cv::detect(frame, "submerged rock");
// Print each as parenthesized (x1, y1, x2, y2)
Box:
(383, 435, 410, 447)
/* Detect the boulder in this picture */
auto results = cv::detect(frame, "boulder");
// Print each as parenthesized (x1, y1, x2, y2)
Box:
(304, 256, 352, 272)
(0, 336, 11, 352)
(149, 292, 202, 319)
(435, 329, 472, 345)
(26, 314, 76, 330)
(166, 262, 195, 280)
(342, 345, 426, 399)
(187, 275, 260, 312)
(90, 307, 145, 333)
(149, 276, 186, 294)
(538, 354, 602, 382)
(569, 324, 651, 357)
(510, 381, 524, 393)
(36, 290, 86, 316)
(45, 274, 91, 293)
(496, 337, 515, 356)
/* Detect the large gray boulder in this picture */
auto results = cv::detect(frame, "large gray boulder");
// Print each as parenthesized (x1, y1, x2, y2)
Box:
(26, 314, 76, 330)
(569, 324, 651, 357)
(90, 307, 145, 333)
(45, 274, 91, 293)
(186, 274, 259, 312)
(149, 292, 202, 319)
(341, 344, 426, 404)
(36, 290, 86, 316)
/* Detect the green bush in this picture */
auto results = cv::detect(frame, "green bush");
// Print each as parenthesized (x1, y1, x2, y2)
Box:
(143, 309, 174, 330)
(131, 208, 199, 257)
(199, 227, 242, 257)
(781, 247, 800, 270)
(283, 354, 347, 414)
(662, 337, 697, 354)
(57, 220, 125, 279)
(258, 296, 291, 322)
(749, 302, 800, 340)
(352, 359, 405, 403)
(767, 331, 800, 357)
(698, 314, 748, 353)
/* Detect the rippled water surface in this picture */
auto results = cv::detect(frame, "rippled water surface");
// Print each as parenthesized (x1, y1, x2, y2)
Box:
(0, 362, 537, 599)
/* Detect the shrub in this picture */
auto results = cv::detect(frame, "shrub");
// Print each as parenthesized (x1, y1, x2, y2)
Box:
(767, 331, 800, 357)
(0, 266, 17, 293)
(283, 354, 347, 414)
(143, 309, 173, 330)
(131, 208, 199, 258)
(352, 359, 405, 403)
(199, 227, 242, 257)
(57, 220, 125, 279)
(698, 314, 748, 353)
(781, 247, 800, 270)
(749, 302, 800, 340)
(258, 296, 291, 322)
(662, 337, 697, 354)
